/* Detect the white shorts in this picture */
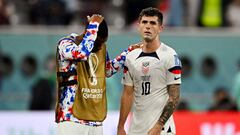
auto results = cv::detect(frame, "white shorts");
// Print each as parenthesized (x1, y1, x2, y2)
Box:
(128, 132, 174, 135)
(57, 121, 103, 135)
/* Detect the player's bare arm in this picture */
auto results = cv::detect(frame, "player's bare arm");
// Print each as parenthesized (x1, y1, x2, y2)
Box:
(117, 85, 134, 135)
(158, 84, 180, 125)
(148, 84, 180, 135)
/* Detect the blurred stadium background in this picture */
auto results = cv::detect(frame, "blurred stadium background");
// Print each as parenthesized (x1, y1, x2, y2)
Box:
(1, 0, 240, 135)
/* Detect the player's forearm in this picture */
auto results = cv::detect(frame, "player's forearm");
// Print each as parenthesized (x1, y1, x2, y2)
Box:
(106, 44, 142, 77)
(58, 22, 100, 61)
(157, 84, 180, 126)
(79, 21, 100, 56)
(106, 48, 130, 77)
(118, 87, 134, 128)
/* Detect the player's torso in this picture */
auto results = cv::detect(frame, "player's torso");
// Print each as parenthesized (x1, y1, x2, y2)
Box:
(57, 44, 107, 122)
(127, 43, 177, 135)
(73, 44, 107, 121)
(127, 46, 169, 105)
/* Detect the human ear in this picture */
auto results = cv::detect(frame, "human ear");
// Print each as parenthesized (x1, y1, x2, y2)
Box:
(159, 25, 163, 33)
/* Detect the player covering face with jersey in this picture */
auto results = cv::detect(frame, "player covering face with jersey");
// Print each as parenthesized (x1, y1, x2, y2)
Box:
(117, 7, 181, 135)
(56, 14, 142, 135)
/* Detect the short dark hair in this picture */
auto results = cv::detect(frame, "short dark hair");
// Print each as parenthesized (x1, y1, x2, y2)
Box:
(139, 7, 163, 25)
(97, 19, 108, 41)
(92, 19, 108, 52)
(84, 19, 108, 41)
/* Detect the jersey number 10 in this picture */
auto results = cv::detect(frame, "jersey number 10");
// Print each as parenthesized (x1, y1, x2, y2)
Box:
(142, 82, 151, 95)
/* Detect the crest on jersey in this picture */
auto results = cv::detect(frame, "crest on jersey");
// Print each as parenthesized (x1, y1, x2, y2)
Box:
(142, 62, 150, 74)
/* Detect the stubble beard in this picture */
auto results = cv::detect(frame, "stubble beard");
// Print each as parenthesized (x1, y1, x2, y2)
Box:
(143, 35, 152, 42)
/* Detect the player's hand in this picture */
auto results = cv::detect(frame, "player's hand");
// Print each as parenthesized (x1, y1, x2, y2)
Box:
(88, 14, 104, 24)
(148, 123, 162, 135)
(128, 42, 143, 51)
(117, 127, 126, 135)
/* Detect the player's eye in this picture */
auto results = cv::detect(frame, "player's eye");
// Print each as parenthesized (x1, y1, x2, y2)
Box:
(150, 21, 157, 25)
(141, 20, 148, 24)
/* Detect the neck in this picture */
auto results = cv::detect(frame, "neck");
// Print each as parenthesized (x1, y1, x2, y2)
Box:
(143, 38, 160, 53)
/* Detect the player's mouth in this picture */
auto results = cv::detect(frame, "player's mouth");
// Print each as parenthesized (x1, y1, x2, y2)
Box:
(144, 31, 151, 35)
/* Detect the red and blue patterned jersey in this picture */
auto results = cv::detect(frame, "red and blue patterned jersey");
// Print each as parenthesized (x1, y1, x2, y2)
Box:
(56, 21, 100, 125)
(106, 44, 140, 77)
(56, 22, 140, 125)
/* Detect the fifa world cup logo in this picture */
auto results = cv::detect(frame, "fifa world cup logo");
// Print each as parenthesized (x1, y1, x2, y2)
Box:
(88, 53, 99, 86)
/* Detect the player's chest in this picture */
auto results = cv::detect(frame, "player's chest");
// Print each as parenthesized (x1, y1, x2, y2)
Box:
(130, 57, 165, 77)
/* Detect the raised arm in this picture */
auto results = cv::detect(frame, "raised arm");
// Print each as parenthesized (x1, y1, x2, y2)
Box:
(58, 15, 104, 61)
(106, 43, 142, 77)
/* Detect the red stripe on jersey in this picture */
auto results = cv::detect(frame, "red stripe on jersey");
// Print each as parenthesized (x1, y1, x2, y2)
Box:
(91, 30, 96, 35)
(172, 69, 182, 74)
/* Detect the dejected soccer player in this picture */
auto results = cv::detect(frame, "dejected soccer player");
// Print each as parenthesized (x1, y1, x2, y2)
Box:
(117, 7, 182, 135)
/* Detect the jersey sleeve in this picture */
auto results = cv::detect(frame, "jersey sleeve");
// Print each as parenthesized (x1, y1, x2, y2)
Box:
(121, 58, 134, 86)
(105, 44, 142, 78)
(166, 53, 182, 85)
(58, 22, 100, 61)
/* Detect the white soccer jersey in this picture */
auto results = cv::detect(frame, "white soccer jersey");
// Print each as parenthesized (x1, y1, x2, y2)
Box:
(122, 42, 182, 135)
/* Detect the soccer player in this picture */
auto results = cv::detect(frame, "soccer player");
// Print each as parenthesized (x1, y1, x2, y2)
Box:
(55, 14, 140, 135)
(117, 7, 182, 135)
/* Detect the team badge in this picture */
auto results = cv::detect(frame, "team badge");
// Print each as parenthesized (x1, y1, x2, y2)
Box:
(142, 62, 150, 74)
(168, 55, 182, 74)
